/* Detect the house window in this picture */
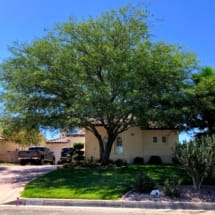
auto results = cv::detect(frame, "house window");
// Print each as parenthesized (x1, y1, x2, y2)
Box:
(152, 136, 157, 144)
(116, 137, 123, 154)
(162, 136, 167, 144)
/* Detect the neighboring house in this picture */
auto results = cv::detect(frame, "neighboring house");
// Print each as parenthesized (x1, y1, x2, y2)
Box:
(46, 130, 85, 162)
(85, 126, 178, 164)
(0, 136, 19, 163)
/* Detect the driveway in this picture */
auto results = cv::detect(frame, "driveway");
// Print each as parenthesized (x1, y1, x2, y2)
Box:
(0, 165, 57, 204)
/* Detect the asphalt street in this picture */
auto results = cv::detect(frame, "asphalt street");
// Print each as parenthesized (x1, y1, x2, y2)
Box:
(0, 206, 215, 215)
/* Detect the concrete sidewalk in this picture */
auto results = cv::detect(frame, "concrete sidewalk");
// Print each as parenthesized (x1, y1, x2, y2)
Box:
(4, 198, 215, 210)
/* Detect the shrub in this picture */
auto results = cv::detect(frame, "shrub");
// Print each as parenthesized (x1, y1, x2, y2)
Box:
(113, 159, 127, 167)
(134, 171, 155, 193)
(73, 143, 85, 162)
(148, 155, 162, 165)
(73, 143, 84, 150)
(74, 155, 85, 161)
(172, 157, 180, 165)
(175, 135, 215, 191)
(163, 177, 182, 198)
(133, 157, 144, 164)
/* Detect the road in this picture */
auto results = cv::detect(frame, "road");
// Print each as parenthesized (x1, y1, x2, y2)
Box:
(0, 206, 214, 215)
(0, 165, 57, 204)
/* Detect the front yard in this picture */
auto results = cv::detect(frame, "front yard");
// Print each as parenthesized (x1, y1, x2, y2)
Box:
(22, 165, 196, 200)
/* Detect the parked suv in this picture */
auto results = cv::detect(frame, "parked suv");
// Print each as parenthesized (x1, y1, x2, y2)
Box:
(59, 147, 74, 164)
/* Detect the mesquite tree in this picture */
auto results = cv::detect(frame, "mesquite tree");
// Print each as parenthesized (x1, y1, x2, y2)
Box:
(0, 5, 196, 165)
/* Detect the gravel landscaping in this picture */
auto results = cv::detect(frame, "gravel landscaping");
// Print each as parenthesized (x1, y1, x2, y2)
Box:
(122, 185, 215, 202)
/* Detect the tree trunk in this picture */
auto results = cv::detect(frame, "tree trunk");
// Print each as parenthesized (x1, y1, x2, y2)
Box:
(89, 123, 124, 165)
(101, 139, 114, 165)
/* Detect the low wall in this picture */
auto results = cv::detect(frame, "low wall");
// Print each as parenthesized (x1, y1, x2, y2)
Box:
(0, 151, 18, 163)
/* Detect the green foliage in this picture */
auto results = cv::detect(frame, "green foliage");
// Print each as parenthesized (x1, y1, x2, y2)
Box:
(113, 159, 128, 167)
(0, 4, 197, 164)
(184, 67, 215, 135)
(148, 156, 162, 165)
(1, 124, 45, 147)
(175, 135, 215, 191)
(133, 157, 144, 164)
(163, 177, 182, 198)
(73, 143, 85, 162)
(134, 171, 156, 193)
(73, 143, 84, 150)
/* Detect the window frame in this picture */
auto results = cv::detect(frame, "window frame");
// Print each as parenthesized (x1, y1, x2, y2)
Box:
(115, 136, 123, 154)
(152, 136, 158, 144)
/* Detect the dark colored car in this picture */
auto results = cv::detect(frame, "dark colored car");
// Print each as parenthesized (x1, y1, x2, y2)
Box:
(59, 147, 74, 164)
(18, 146, 55, 165)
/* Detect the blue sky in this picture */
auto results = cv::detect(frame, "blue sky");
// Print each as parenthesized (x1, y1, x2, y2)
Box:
(0, 0, 214, 141)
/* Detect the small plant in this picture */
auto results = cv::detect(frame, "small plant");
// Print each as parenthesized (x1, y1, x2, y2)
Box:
(133, 157, 144, 164)
(73, 143, 84, 150)
(113, 159, 127, 167)
(134, 171, 155, 193)
(73, 143, 85, 162)
(163, 177, 182, 198)
(148, 155, 162, 165)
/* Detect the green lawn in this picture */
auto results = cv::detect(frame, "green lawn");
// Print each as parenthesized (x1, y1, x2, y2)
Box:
(22, 165, 193, 200)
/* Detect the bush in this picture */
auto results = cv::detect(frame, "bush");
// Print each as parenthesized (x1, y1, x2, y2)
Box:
(73, 143, 84, 150)
(134, 171, 155, 193)
(148, 156, 162, 165)
(74, 155, 85, 161)
(175, 135, 215, 191)
(113, 159, 127, 167)
(73, 143, 85, 162)
(163, 177, 182, 198)
(133, 157, 144, 164)
(172, 157, 180, 165)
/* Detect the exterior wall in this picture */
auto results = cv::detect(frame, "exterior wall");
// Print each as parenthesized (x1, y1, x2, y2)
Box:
(0, 141, 19, 163)
(85, 127, 178, 164)
(46, 136, 85, 162)
(141, 129, 177, 163)
(47, 143, 72, 163)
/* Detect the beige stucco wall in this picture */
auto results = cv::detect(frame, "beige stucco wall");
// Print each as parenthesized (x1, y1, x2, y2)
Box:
(85, 126, 178, 164)
(47, 143, 72, 163)
(46, 136, 85, 162)
(0, 140, 19, 163)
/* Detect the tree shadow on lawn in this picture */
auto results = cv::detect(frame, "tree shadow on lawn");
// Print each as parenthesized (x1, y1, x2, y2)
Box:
(22, 168, 132, 199)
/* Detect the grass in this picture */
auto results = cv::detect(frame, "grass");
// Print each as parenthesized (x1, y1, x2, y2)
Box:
(22, 164, 194, 200)
(0, 162, 16, 166)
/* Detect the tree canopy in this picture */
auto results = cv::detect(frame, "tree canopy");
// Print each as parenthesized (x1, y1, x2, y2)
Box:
(0, 5, 197, 164)
(184, 67, 215, 136)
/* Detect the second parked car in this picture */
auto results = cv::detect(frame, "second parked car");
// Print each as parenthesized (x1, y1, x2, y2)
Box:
(59, 147, 74, 164)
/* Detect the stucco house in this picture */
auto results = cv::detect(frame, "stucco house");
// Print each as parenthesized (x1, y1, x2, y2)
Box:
(46, 130, 85, 162)
(1, 126, 177, 164)
(85, 126, 178, 164)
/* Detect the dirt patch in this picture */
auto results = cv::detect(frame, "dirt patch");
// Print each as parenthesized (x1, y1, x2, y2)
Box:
(122, 185, 215, 202)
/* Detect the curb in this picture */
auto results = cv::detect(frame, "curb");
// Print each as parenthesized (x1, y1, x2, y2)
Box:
(5, 198, 215, 210)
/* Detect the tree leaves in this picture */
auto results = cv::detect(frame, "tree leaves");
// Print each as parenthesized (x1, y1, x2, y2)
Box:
(0, 5, 197, 163)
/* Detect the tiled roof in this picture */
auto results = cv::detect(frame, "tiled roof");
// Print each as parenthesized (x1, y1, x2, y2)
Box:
(46, 137, 70, 144)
